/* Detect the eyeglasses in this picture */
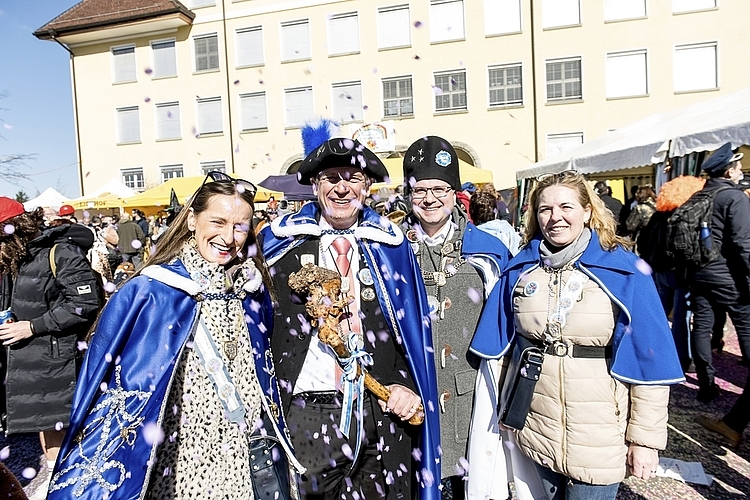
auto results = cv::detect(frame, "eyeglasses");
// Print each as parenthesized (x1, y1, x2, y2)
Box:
(411, 186, 454, 200)
(200, 171, 257, 198)
(536, 169, 580, 182)
(316, 172, 368, 185)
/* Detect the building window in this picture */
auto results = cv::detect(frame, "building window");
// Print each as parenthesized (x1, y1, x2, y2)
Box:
(284, 87, 314, 128)
(186, 0, 214, 7)
(606, 50, 647, 98)
(485, 0, 521, 35)
(122, 168, 145, 191)
(151, 39, 177, 78)
(236, 26, 264, 67)
(160, 164, 184, 183)
(377, 5, 410, 49)
(430, 0, 465, 43)
(194, 34, 219, 72)
(674, 42, 717, 92)
(546, 58, 582, 101)
(542, 0, 581, 29)
(546, 132, 583, 157)
(673, 0, 716, 14)
(201, 161, 226, 174)
(155, 102, 181, 140)
(332, 81, 363, 123)
(281, 20, 311, 62)
(604, 0, 646, 21)
(116, 106, 140, 144)
(383, 76, 413, 117)
(328, 12, 359, 56)
(112, 45, 136, 83)
(240, 92, 268, 131)
(434, 70, 467, 112)
(196, 97, 223, 135)
(488, 64, 522, 107)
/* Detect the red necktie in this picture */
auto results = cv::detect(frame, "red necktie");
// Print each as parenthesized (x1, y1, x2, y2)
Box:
(331, 237, 361, 337)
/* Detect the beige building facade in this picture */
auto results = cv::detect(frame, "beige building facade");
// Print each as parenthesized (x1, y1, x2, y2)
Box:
(36, 0, 750, 196)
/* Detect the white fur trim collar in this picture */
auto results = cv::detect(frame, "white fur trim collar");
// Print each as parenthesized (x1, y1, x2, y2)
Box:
(141, 265, 203, 296)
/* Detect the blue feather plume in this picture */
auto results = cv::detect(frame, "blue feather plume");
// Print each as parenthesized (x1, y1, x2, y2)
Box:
(301, 118, 337, 156)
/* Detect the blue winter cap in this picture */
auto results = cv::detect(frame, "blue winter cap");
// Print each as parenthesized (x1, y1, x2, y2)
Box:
(701, 142, 744, 174)
(461, 182, 477, 193)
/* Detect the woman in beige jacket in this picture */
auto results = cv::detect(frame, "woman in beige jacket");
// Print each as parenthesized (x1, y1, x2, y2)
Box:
(470, 171, 684, 500)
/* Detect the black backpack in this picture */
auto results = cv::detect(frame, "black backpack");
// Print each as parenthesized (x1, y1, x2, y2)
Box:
(637, 211, 674, 272)
(665, 187, 732, 270)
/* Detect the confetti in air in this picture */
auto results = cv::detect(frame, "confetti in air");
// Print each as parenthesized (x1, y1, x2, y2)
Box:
(635, 258, 652, 275)
(145, 68, 152, 74)
(144, 96, 151, 102)
(4, 224, 15, 235)
(132, 240, 142, 249)
(414, 20, 423, 28)
(143, 422, 165, 445)
(22, 468, 37, 479)
(0, 447, 9, 460)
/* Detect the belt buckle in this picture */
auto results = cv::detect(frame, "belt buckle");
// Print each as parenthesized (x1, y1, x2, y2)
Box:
(551, 341, 569, 357)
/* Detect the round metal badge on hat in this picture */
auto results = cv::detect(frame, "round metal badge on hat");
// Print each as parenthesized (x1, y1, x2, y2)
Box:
(358, 268, 374, 286)
(435, 150, 452, 167)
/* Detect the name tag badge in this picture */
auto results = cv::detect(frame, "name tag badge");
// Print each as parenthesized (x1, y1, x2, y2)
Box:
(300, 254, 315, 266)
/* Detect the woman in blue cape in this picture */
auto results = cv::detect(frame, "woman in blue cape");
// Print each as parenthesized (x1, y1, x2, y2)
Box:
(47, 173, 302, 500)
(470, 171, 684, 500)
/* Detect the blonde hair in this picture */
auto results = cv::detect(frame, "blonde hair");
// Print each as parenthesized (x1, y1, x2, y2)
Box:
(523, 172, 632, 251)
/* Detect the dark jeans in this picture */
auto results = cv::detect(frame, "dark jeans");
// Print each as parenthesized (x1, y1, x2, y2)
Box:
(534, 463, 619, 500)
(286, 394, 385, 500)
(724, 368, 750, 433)
(654, 271, 691, 370)
(690, 284, 750, 391)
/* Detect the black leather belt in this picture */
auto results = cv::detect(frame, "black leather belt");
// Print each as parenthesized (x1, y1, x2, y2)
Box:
(528, 337, 612, 359)
(293, 391, 340, 405)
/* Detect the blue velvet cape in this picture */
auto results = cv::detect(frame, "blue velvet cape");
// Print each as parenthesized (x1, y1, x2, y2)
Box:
(470, 232, 685, 385)
(47, 260, 290, 500)
(261, 202, 442, 500)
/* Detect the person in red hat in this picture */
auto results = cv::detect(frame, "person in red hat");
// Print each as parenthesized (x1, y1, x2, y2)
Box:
(0, 197, 101, 498)
(57, 205, 77, 224)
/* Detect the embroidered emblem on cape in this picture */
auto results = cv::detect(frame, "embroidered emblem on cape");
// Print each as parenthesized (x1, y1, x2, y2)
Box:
(190, 270, 210, 290)
(435, 150, 452, 167)
(361, 287, 376, 302)
(524, 281, 538, 297)
(300, 254, 315, 266)
(49, 365, 152, 496)
(77, 285, 92, 295)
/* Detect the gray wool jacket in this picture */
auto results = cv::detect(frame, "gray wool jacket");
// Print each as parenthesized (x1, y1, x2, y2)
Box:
(402, 207, 485, 479)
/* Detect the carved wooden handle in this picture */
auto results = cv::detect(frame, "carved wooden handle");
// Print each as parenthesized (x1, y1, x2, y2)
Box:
(289, 263, 424, 425)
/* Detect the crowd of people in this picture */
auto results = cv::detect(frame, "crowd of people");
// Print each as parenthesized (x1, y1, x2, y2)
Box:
(0, 137, 747, 500)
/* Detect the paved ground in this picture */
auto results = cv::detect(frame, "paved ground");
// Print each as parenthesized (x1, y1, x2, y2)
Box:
(2, 323, 749, 499)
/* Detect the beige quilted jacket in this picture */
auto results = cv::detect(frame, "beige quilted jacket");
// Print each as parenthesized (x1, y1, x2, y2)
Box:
(509, 266, 669, 485)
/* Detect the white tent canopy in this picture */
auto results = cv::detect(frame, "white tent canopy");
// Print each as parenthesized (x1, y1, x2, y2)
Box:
(80, 178, 136, 198)
(23, 187, 69, 211)
(518, 87, 750, 180)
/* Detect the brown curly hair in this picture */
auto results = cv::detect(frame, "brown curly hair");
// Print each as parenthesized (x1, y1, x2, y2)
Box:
(0, 207, 45, 277)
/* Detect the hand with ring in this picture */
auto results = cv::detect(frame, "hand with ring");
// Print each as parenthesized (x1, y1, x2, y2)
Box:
(378, 384, 421, 421)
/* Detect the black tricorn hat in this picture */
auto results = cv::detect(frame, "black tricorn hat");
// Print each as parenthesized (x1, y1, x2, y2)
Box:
(402, 136, 461, 193)
(297, 138, 388, 185)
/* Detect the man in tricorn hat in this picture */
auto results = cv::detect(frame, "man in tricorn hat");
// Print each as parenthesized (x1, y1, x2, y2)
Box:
(401, 136, 511, 499)
(261, 138, 440, 500)
(685, 142, 750, 406)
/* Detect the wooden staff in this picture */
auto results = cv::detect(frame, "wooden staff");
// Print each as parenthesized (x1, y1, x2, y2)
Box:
(289, 263, 424, 425)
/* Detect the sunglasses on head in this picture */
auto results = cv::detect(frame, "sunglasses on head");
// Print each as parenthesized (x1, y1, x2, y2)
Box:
(200, 171, 257, 198)
(536, 169, 580, 182)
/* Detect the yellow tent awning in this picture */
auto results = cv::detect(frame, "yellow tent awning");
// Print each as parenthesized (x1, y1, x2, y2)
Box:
(375, 157, 494, 190)
(69, 193, 126, 210)
(122, 176, 281, 213)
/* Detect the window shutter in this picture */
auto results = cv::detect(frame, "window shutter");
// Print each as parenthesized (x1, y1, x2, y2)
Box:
(240, 92, 268, 131)
(113, 46, 136, 83)
(281, 21, 311, 61)
(430, 0, 466, 42)
(152, 40, 176, 78)
(485, 0, 521, 35)
(332, 82, 363, 122)
(197, 98, 223, 135)
(328, 13, 359, 55)
(117, 107, 140, 143)
(156, 102, 181, 140)
(377, 5, 410, 49)
(236, 27, 264, 67)
(541, 0, 580, 28)
(674, 43, 717, 92)
(285, 87, 314, 127)
(606, 51, 647, 98)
